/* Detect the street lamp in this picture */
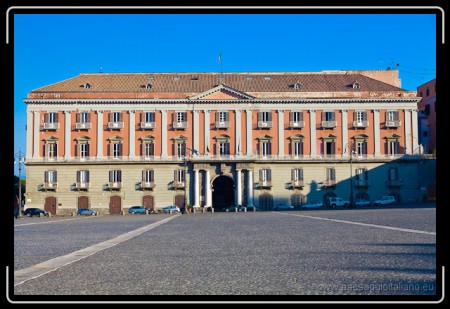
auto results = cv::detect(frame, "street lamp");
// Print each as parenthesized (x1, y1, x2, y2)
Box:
(345, 143, 354, 208)
(14, 149, 25, 217)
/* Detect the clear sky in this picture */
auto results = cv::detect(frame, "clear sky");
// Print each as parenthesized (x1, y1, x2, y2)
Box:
(13, 11, 437, 177)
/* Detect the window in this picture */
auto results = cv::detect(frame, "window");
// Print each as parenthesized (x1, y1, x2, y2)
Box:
(45, 170, 57, 183)
(388, 167, 399, 181)
(79, 143, 90, 159)
(143, 112, 155, 123)
(354, 111, 367, 123)
(112, 143, 122, 159)
(353, 82, 360, 89)
(291, 168, 303, 181)
(292, 140, 303, 157)
(85, 83, 91, 89)
(45, 112, 58, 123)
(386, 111, 399, 121)
(176, 142, 186, 158)
(259, 169, 272, 186)
(294, 83, 302, 90)
(46, 142, 58, 159)
(76, 170, 90, 189)
(142, 169, 154, 183)
(322, 137, 336, 156)
(355, 140, 368, 156)
(323, 111, 335, 121)
(326, 168, 336, 185)
(109, 170, 122, 183)
(174, 170, 185, 183)
(216, 111, 229, 128)
(387, 140, 400, 156)
(261, 140, 271, 157)
(426, 88, 430, 96)
(259, 111, 271, 122)
(146, 83, 152, 89)
(291, 194, 306, 207)
(291, 111, 303, 122)
(173, 112, 188, 129)
(218, 142, 230, 156)
(355, 168, 368, 184)
(111, 112, 122, 123)
(143, 142, 154, 158)
(77, 112, 89, 123)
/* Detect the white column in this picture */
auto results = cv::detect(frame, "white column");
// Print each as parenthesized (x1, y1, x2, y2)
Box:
(129, 110, 135, 158)
(404, 109, 412, 154)
(204, 110, 210, 154)
(235, 110, 241, 155)
(373, 109, 380, 156)
(341, 110, 348, 157)
(235, 169, 242, 206)
(26, 110, 33, 158)
(64, 111, 71, 159)
(309, 110, 316, 156)
(193, 110, 200, 154)
(411, 109, 419, 153)
(97, 111, 104, 159)
(194, 169, 200, 207)
(205, 169, 212, 207)
(161, 110, 167, 157)
(278, 110, 284, 156)
(247, 169, 254, 208)
(33, 111, 40, 158)
(246, 110, 252, 155)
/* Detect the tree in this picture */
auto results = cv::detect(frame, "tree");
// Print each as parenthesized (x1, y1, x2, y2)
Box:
(14, 175, 26, 205)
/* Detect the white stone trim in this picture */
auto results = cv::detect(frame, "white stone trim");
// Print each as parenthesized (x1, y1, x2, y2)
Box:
(64, 111, 71, 159)
(161, 110, 168, 157)
(309, 110, 316, 156)
(404, 109, 412, 154)
(373, 109, 380, 156)
(129, 111, 135, 158)
(246, 110, 252, 155)
(97, 111, 103, 159)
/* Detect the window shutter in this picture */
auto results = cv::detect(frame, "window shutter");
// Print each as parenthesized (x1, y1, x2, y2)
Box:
(44, 171, 48, 182)
(331, 112, 335, 121)
(118, 170, 121, 182)
(363, 142, 367, 154)
(268, 169, 271, 181)
(291, 169, 295, 181)
(299, 168, 303, 180)
(215, 112, 220, 121)
(85, 171, 89, 182)
(53, 171, 57, 182)
(118, 143, 122, 156)
(54, 113, 58, 122)
(259, 169, 263, 181)
(76, 171, 80, 182)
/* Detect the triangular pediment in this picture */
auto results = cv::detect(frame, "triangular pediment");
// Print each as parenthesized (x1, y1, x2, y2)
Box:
(190, 84, 254, 100)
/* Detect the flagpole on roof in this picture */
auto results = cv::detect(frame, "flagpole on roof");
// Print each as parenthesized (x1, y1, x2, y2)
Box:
(218, 51, 223, 75)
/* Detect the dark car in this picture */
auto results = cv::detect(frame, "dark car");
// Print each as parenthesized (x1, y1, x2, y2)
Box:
(24, 208, 49, 217)
(77, 208, 97, 216)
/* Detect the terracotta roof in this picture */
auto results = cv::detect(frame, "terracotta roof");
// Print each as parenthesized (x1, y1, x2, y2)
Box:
(30, 72, 406, 94)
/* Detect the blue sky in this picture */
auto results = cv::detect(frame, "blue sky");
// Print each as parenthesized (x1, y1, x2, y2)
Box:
(13, 12, 437, 177)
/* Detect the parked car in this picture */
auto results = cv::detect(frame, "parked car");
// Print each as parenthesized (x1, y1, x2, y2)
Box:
(225, 205, 244, 212)
(24, 208, 49, 217)
(77, 208, 97, 216)
(373, 196, 396, 206)
(354, 199, 372, 207)
(162, 205, 180, 214)
(301, 201, 324, 210)
(128, 206, 149, 215)
(328, 197, 350, 208)
(273, 204, 294, 210)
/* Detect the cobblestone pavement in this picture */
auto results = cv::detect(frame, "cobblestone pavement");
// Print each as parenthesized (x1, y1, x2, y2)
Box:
(12, 206, 437, 299)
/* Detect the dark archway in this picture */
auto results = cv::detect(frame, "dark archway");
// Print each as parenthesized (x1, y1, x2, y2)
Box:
(212, 176, 235, 210)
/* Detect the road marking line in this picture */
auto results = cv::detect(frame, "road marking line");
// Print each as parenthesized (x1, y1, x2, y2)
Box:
(13, 215, 180, 287)
(14, 217, 96, 226)
(276, 212, 436, 235)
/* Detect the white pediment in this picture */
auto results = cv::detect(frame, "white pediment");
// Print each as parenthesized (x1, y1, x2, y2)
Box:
(189, 84, 254, 100)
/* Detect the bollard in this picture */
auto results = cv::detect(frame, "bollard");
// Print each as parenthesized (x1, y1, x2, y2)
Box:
(145, 209, 149, 215)
(253, 207, 256, 212)
(71, 211, 75, 217)
(244, 207, 247, 213)
(202, 208, 205, 213)
(211, 208, 214, 213)
(48, 213, 51, 218)
(121, 210, 125, 216)
(235, 207, 238, 212)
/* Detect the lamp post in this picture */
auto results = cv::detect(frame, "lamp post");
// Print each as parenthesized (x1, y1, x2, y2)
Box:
(14, 149, 25, 217)
(183, 151, 188, 214)
(345, 143, 354, 208)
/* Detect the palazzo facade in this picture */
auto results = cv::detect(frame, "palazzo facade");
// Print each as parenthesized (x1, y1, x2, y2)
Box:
(23, 70, 424, 215)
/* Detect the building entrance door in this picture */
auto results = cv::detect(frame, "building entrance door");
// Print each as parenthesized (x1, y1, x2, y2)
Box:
(212, 176, 235, 211)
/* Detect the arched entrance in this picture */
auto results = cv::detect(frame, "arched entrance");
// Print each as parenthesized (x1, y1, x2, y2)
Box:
(143, 195, 154, 211)
(259, 193, 273, 210)
(174, 194, 185, 209)
(109, 195, 122, 214)
(44, 196, 57, 215)
(78, 196, 89, 209)
(212, 176, 235, 211)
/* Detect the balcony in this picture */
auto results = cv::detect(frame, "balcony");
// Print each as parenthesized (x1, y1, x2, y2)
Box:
(108, 122, 124, 130)
(323, 179, 337, 187)
(108, 182, 122, 190)
(173, 121, 188, 130)
(140, 181, 156, 189)
(355, 179, 370, 187)
(42, 122, 60, 130)
(75, 182, 90, 190)
(257, 121, 272, 129)
(43, 182, 58, 190)
(140, 122, 156, 130)
(291, 179, 305, 188)
(75, 122, 92, 130)
(215, 121, 230, 129)
(386, 180, 402, 187)
(353, 121, 369, 128)
(385, 120, 401, 128)
(259, 180, 272, 188)
(172, 181, 185, 189)
(321, 121, 336, 128)
(289, 121, 305, 129)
